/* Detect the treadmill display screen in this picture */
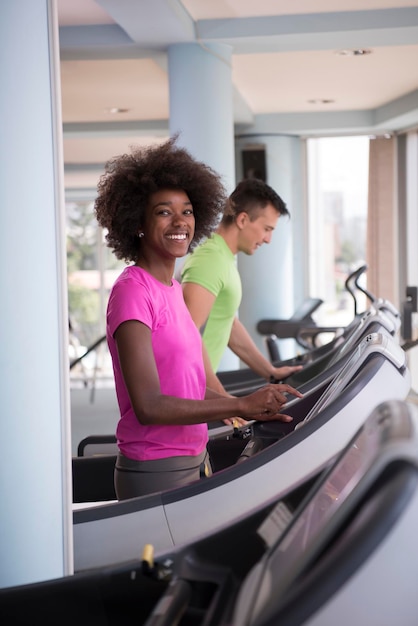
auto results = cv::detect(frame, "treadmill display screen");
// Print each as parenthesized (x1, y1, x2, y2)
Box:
(271, 426, 372, 560)
(327, 306, 393, 365)
(301, 338, 367, 423)
(246, 413, 386, 625)
(327, 307, 375, 364)
(301, 332, 397, 425)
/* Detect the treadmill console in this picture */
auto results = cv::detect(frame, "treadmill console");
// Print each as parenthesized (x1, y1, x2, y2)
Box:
(233, 400, 418, 626)
(298, 332, 406, 426)
(328, 306, 397, 365)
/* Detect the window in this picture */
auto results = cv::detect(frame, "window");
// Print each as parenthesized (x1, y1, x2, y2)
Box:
(306, 136, 370, 328)
(67, 198, 124, 386)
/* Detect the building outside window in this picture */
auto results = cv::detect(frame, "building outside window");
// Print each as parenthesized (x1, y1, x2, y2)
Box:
(306, 136, 370, 329)
(66, 198, 124, 387)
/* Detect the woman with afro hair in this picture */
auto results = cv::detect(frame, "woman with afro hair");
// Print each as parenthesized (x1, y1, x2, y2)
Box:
(95, 137, 302, 499)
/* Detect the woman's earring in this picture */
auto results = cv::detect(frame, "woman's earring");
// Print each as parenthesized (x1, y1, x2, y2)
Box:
(138, 232, 144, 238)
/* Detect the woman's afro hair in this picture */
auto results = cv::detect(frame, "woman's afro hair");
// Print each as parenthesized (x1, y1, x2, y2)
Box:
(94, 136, 227, 263)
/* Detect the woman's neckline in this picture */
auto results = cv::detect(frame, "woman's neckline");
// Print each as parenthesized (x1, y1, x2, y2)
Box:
(132, 263, 173, 287)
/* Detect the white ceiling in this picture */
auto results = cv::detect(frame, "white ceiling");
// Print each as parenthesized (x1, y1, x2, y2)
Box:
(58, 0, 418, 188)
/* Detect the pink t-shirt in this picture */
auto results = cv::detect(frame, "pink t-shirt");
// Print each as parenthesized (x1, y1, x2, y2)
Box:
(107, 265, 208, 461)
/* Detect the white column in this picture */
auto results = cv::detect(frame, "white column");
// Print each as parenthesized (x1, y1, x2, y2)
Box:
(168, 42, 235, 194)
(169, 42, 239, 370)
(0, 0, 72, 588)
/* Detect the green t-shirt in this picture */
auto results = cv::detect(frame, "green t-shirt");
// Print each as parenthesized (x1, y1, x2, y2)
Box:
(181, 233, 242, 371)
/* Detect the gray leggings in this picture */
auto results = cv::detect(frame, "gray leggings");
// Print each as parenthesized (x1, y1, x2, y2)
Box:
(114, 449, 212, 500)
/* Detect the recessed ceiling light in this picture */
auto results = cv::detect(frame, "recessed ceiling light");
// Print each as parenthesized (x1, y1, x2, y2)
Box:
(106, 107, 130, 114)
(307, 99, 335, 105)
(336, 49, 372, 56)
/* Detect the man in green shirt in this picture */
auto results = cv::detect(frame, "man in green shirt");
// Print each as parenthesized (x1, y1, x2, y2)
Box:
(181, 179, 302, 406)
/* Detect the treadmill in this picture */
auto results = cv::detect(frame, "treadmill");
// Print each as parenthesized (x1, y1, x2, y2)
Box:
(72, 330, 410, 572)
(255, 262, 400, 363)
(72, 301, 401, 496)
(3, 399, 418, 626)
(143, 398, 418, 626)
(221, 302, 400, 397)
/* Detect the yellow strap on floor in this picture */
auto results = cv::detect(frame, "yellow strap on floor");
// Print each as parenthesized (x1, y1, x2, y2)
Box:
(141, 543, 154, 569)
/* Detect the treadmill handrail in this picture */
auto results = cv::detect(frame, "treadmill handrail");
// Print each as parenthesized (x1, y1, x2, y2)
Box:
(70, 334, 106, 370)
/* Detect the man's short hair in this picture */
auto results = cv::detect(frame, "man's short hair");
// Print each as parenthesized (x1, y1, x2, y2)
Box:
(222, 179, 289, 224)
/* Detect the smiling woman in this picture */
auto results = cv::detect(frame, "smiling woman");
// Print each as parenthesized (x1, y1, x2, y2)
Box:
(136, 188, 196, 284)
(93, 137, 303, 499)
